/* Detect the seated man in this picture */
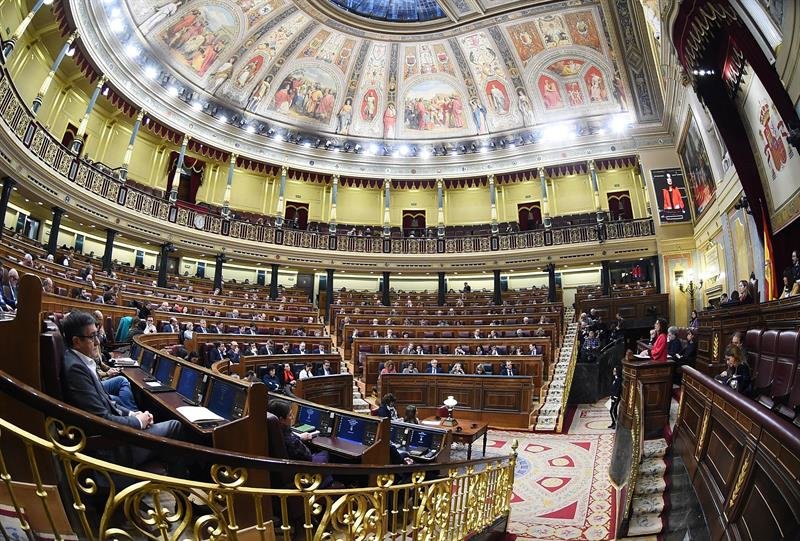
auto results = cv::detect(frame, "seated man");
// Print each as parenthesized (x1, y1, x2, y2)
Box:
(262, 366, 282, 392)
(499, 360, 515, 376)
(268, 399, 331, 466)
(60, 311, 184, 466)
(426, 359, 443, 373)
(317, 361, 333, 376)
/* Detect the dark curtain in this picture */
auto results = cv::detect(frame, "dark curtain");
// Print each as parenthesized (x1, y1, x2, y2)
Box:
(517, 203, 542, 231)
(166, 152, 205, 204)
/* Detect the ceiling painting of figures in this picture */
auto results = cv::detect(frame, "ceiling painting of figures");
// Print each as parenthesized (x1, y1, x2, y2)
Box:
(96, 0, 657, 142)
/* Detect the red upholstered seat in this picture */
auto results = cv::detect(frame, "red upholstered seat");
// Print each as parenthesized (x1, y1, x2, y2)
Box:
(753, 330, 779, 395)
(776, 362, 800, 422)
(744, 329, 764, 373)
(757, 331, 799, 410)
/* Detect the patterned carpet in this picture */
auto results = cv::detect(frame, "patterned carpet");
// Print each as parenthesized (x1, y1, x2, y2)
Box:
(452, 420, 616, 541)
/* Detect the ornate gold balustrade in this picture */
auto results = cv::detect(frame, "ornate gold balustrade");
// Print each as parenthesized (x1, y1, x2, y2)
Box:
(0, 369, 516, 540)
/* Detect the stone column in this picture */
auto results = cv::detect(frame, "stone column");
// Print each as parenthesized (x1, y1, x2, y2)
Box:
(32, 30, 78, 114)
(213, 253, 225, 292)
(119, 109, 144, 181)
(325, 268, 334, 321)
(383, 178, 391, 237)
(221, 153, 236, 219)
(168, 134, 190, 203)
(488, 174, 499, 234)
(275, 165, 287, 227)
(71, 76, 107, 155)
(436, 178, 445, 237)
(589, 160, 603, 223)
(601, 260, 611, 296)
(46, 207, 64, 256)
(157, 243, 174, 288)
(329, 174, 339, 234)
(493, 269, 502, 306)
(382, 271, 391, 306)
(270, 263, 279, 300)
(438, 272, 446, 306)
(101, 228, 116, 273)
(2, 0, 52, 59)
(539, 168, 551, 229)
(0, 176, 16, 240)
(547, 263, 557, 303)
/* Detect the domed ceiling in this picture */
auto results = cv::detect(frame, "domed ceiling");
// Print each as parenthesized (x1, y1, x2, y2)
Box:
(68, 0, 664, 176)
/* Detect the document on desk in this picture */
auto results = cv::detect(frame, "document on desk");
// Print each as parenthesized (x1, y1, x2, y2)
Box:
(113, 357, 138, 367)
(177, 406, 225, 423)
(421, 420, 441, 426)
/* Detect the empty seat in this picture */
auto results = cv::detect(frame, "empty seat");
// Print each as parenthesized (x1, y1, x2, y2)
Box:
(752, 330, 779, 396)
(757, 330, 799, 410)
(774, 358, 800, 421)
(744, 329, 764, 372)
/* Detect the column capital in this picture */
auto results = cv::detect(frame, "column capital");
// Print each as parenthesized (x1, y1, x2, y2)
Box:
(105, 227, 117, 236)
(332, 174, 340, 184)
(229, 153, 238, 164)
(383, 178, 391, 187)
(134, 109, 145, 122)
(588, 159, 596, 171)
(95, 75, 108, 87)
(180, 133, 190, 146)
(488, 173, 496, 184)
(2, 176, 17, 188)
(280, 165, 288, 176)
(51, 206, 64, 216)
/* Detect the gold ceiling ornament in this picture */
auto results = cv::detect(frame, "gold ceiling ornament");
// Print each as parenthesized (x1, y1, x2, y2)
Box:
(0, 414, 516, 541)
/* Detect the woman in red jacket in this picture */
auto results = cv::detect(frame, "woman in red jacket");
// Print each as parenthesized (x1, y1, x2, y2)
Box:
(648, 318, 668, 362)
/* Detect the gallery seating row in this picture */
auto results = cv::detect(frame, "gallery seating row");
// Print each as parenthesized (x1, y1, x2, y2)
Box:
(192, 336, 334, 366)
(341, 322, 556, 359)
(742, 329, 800, 425)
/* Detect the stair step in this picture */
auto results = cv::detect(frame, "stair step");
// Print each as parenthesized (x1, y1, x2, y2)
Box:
(631, 493, 666, 515)
(640, 457, 667, 477)
(626, 513, 664, 537)
(643, 438, 668, 459)
(634, 476, 666, 496)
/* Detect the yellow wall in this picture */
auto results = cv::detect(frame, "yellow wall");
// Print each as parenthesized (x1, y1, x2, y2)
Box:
(282, 179, 326, 221)
(597, 169, 647, 218)
(337, 186, 383, 225)
(444, 187, 491, 225)
(549, 174, 594, 215)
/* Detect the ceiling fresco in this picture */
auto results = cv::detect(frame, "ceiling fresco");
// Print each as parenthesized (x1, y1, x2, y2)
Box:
(118, 0, 645, 141)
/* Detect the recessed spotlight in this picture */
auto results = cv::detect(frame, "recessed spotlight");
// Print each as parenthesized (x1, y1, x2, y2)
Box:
(125, 44, 139, 58)
(109, 18, 124, 33)
(246, 125, 255, 133)
(144, 66, 158, 79)
(191, 101, 202, 111)
(167, 86, 178, 97)
(218, 115, 228, 123)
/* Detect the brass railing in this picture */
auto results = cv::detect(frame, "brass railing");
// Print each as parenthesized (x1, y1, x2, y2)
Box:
(0, 370, 516, 540)
(0, 65, 655, 256)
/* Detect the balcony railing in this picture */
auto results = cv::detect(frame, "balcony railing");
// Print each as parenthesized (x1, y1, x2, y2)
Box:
(0, 66, 655, 255)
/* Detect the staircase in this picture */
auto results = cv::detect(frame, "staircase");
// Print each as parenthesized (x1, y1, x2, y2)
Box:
(626, 437, 670, 537)
(533, 308, 577, 431)
(353, 379, 371, 413)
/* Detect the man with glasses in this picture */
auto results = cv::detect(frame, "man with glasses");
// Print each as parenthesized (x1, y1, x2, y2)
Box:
(61, 311, 184, 465)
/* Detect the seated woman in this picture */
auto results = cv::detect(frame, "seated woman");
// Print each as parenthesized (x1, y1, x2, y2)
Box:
(449, 362, 465, 375)
(736, 280, 755, 304)
(403, 404, 420, 424)
(714, 345, 751, 394)
(688, 310, 700, 330)
(780, 270, 800, 299)
(281, 363, 296, 388)
(380, 360, 397, 376)
(401, 362, 418, 374)
(376, 393, 398, 419)
(666, 326, 682, 358)
(475, 363, 485, 375)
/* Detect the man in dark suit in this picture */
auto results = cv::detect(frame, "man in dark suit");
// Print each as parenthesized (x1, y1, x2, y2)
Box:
(499, 360, 515, 376)
(316, 361, 333, 376)
(208, 342, 225, 366)
(258, 340, 274, 355)
(195, 319, 209, 334)
(425, 359, 442, 373)
(60, 311, 183, 466)
(161, 317, 179, 333)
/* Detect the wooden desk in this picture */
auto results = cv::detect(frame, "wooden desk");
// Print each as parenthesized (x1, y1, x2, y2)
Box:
(422, 417, 488, 460)
(380, 373, 533, 429)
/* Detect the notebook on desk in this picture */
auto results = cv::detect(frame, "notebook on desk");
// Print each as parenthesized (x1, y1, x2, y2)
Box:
(293, 423, 316, 433)
(143, 380, 173, 393)
(408, 446, 429, 457)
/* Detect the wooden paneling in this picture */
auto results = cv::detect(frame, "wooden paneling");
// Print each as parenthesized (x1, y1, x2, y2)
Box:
(675, 368, 800, 541)
(379, 374, 533, 428)
(293, 374, 353, 411)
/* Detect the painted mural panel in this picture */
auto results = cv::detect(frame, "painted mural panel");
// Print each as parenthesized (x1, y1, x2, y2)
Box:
(679, 115, 717, 220)
(269, 67, 339, 124)
(650, 168, 690, 224)
(739, 71, 800, 232)
(562, 11, 602, 51)
(506, 21, 545, 67)
(400, 80, 470, 136)
(350, 43, 388, 137)
(159, 5, 239, 77)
